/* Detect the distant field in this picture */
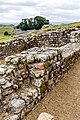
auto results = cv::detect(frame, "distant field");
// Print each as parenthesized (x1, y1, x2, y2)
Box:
(0, 25, 14, 42)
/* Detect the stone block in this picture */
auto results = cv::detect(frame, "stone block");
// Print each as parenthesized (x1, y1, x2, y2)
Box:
(38, 112, 54, 120)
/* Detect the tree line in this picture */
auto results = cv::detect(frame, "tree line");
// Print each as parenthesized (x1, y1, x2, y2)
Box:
(16, 16, 49, 31)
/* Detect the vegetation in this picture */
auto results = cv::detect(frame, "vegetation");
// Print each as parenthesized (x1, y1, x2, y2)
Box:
(42, 22, 80, 31)
(4, 31, 9, 35)
(16, 16, 49, 31)
(28, 21, 80, 36)
(0, 25, 14, 42)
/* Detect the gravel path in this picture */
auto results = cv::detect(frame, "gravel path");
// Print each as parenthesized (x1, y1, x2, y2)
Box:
(26, 60, 80, 120)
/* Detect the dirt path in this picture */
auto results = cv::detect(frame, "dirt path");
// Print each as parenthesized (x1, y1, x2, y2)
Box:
(26, 59, 80, 120)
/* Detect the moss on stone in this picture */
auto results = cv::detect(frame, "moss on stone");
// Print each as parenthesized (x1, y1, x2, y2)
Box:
(44, 61, 52, 68)
(40, 81, 48, 94)
(33, 38, 39, 46)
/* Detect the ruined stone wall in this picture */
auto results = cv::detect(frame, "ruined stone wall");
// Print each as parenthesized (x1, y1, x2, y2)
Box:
(0, 28, 76, 59)
(0, 36, 34, 59)
(0, 43, 80, 120)
(70, 30, 80, 42)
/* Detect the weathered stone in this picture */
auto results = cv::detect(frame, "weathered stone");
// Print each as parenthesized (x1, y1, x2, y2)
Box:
(38, 112, 54, 120)
(0, 66, 7, 75)
(34, 63, 44, 70)
(30, 69, 45, 78)
(27, 88, 38, 99)
(2, 81, 12, 89)
(5, 55, 16, 63)
(32, 78, 44, 88)
(0, 88, 2, 100)
(27, 54, 35, 63)
(9, 98, 25, 113)
(0, 77, 7, 85)
(3, 114, 20, 120)
(4, 115, 20, 120)
(6, 68, 13, 75)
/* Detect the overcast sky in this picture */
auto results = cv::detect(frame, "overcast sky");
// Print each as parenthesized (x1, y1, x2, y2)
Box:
(0, 0, 80, 24)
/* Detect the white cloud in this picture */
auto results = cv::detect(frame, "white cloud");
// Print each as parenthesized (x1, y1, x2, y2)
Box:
(0, 0, 80, 24)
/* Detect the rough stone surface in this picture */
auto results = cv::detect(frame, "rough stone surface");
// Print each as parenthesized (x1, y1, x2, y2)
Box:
(9, 98, 25, 113)
(27, 60, 80, 120)
(1, 27, 80, 58)
(38, 112, 54, 120)
(0, 27, 80, 119)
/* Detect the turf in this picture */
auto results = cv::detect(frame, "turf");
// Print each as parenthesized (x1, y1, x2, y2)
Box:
(0, 25, 13, 42)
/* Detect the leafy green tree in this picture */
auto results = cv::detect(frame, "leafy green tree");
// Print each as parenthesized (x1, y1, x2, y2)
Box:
(4, 31, 9, 35)
(16, 21, 28, 31)
(34, 16, 49, 30)
(16, 16, 49, 31)
(28, 18, 34, 29)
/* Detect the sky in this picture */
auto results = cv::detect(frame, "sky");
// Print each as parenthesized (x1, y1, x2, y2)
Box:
(0, 0, 80, 24)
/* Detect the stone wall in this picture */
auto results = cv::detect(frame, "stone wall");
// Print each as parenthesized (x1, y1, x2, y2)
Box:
(0, 43, 80, 120)
(0, 28, 78, 59)
(0, 36, 34, 59)
(70, 30, 80, 42)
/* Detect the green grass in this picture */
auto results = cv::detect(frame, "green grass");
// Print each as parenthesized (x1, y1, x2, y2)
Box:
(28, 22, 80, 36)
(42, 22, 80, 31)
(0, 25, 14, 42)
(0, 36, 13, 42)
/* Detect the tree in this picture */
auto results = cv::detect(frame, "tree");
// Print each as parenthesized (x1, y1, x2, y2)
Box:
(4, 31, 9, 35)
(16, 21, 28, 31)
(16, 16, 49, 31)
(28, 18, 35, 29)
(34, 16, 49, 30)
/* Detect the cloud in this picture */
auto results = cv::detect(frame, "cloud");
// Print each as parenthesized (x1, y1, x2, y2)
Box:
(0, 0, 80, 24)
(0, 0, 38, 6)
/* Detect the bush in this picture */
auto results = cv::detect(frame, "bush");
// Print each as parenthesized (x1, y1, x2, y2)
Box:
(4, 31, 9, 36)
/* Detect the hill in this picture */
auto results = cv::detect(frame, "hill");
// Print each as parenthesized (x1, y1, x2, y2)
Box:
(28, 21, 80, 36)
(42, 21, 80, 31)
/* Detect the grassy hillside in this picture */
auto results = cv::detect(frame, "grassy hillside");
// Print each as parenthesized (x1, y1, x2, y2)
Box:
(0, 25, 14, 42)
(42, 22, 80, 31)
(28, 22, 80, 36)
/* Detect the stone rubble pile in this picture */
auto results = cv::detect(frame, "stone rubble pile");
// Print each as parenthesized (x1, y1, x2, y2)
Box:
(0, 42, 80, 120)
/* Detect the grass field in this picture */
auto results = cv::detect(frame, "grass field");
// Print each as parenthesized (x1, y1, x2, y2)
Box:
(0, 25, 14, 42)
